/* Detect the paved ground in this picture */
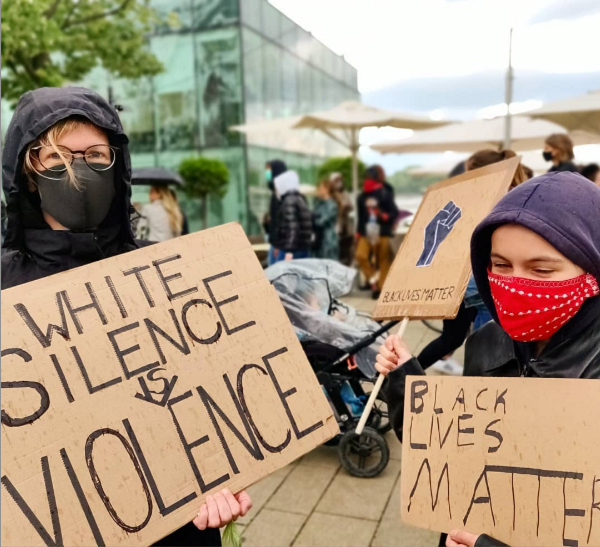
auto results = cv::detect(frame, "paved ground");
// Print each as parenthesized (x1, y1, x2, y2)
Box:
(235, 293, 462, 547)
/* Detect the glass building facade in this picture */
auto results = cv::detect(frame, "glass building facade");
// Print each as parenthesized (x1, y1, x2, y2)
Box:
(82, 0, 359, 234)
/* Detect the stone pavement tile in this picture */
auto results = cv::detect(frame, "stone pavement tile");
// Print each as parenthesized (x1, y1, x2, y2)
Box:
(299, 445, 342, 470)
(316, 459, 401, 521)
(371, 518, 440, 547)
(242, 509, 306, 547)
(381, 474, 401, 521)
(238, 463, 296, 525)
(386, 433, 402, 461)
(293, 512, 378, 547)
(267, 463, 338, 515)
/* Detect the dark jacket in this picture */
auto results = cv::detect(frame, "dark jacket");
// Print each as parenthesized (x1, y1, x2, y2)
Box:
(267, 159, 287, 244)
(276, 191, 313, 252)
(548, 161, 578, 173)
(0, 87, 220, 547)
(356, 179, 399, 238)
(386, 171, 600, 437)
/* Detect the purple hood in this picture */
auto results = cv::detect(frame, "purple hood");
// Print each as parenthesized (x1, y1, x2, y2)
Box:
(471, 171, 600, 332)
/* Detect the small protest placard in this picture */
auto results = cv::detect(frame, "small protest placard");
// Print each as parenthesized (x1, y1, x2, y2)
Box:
(401, 375, 600, 547)
(0, 223, 339, 547)
(373, 157, 519, 320)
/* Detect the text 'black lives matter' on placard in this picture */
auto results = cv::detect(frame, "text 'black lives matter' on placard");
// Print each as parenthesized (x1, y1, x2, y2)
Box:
(400, 376, 600, 547)
(0, 223, 339, 547)
(373, 157, 519, 321)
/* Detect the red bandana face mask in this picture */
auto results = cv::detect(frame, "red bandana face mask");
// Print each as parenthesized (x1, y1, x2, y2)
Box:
(488, 270, 600, 342)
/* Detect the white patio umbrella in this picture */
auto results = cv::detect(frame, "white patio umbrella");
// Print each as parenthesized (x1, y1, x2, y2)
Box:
(372, 116, 600, 155)
(528, 90, 600, 136)
(232, 101, 447, 200)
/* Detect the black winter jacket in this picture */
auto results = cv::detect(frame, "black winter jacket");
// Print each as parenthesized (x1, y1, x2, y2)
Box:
(275, 191, 313, 252)
(1, 86, 220, 547)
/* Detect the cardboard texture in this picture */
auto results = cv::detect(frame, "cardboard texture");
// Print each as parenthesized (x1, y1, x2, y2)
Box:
(373, 157, 519, 320)
(0, 223, 339, 547)
(400, 375, 600, 547)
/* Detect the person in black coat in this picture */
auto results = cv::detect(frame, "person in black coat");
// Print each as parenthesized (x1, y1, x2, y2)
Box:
(263, 158, 287, 265)
(1, 86, 252, 546)
(543, 133, 578, 173)
(374, 172, 600, 547)
(272, 170, 312, 260)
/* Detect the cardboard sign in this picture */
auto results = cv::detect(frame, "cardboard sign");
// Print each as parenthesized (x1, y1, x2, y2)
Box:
(373, 157, 519, 320)
(400, 375, 600, 547)
(0, 223, 339, 547)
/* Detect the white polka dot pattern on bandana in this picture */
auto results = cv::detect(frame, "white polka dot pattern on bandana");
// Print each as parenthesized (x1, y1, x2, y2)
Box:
(487, 271, 600, 342)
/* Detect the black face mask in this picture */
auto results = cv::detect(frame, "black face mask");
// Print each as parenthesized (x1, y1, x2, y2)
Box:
(543, 150, 554, 162)
(33, 161, 116, 231)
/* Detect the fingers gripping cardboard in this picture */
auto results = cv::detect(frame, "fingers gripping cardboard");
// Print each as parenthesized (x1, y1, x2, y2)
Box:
(0, 223, 338, 547)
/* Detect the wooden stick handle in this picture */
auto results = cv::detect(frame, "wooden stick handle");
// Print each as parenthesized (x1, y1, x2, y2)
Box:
(355, 317, 410, 435)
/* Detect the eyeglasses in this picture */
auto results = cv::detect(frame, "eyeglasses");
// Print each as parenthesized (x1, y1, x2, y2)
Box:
(30, 144, 118, 173)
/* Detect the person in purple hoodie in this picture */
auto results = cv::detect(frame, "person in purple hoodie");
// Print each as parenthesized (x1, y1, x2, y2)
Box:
(374, 171, 600, 547)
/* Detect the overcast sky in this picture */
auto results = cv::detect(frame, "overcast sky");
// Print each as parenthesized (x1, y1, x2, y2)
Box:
(270, 0, 600, 173)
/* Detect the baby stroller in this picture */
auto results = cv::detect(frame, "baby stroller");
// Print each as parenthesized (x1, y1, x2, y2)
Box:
(266, 259, 399, 478)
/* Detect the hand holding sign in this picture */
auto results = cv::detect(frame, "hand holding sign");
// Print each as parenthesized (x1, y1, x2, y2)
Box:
(416, 201, 462, 267)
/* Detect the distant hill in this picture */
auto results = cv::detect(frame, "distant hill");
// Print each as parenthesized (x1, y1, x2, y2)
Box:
(388, 168, 442, 194)
(364, 70, 600, 119)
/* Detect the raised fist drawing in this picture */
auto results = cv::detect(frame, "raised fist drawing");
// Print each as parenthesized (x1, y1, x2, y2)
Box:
(416, 200, 462, 267)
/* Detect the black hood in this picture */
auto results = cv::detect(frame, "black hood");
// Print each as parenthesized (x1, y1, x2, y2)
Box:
(269, 159, 287, 180)
(2, 86, 136, 252)
(471, 171, 600, 349)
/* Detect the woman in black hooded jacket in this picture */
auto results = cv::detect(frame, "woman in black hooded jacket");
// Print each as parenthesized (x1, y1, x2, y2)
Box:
(375, 171, 600, 547)
(1, 86, 251, 546)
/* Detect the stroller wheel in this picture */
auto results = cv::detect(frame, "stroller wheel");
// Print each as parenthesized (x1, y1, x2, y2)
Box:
(363, 389, 392, 434)
(338, 427, 390, 478)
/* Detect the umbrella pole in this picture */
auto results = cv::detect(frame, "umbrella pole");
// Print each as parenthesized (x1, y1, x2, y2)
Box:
(351, 127, 359, 223)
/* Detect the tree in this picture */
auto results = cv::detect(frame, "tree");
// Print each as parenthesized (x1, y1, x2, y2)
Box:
(179, 157, 230, 230)
(388, 167, 442, 194)
(1, 0, 166, 104)
(317, 156, 366, 192)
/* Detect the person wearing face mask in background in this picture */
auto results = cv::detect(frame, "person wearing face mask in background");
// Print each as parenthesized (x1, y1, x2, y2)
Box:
(1, 86, 252, 546)
(374, 171, 600, 547)
(262, 159, 287, 265)
(543, 133, 578, 173)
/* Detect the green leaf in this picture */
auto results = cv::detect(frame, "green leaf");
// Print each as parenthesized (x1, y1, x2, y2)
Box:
(1, 0, 164, 104)
(222, 522, 242, 547)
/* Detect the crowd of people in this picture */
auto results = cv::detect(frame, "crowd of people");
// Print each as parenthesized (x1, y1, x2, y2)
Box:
(262, 160, 404, 299)
(0, 84, 599, 547)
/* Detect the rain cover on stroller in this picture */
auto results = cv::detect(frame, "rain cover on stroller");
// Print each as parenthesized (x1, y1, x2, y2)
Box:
(265, 259, 384, 378)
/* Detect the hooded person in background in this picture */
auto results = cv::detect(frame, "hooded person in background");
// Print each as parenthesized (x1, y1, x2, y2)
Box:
(543, 133, 578, 173)
(263, 159, 287, 265)
(375, 171, 600, 547)
(355, 164, 399, 299)
(1, 86, 252, 546)
(273, 170, 313, 261)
